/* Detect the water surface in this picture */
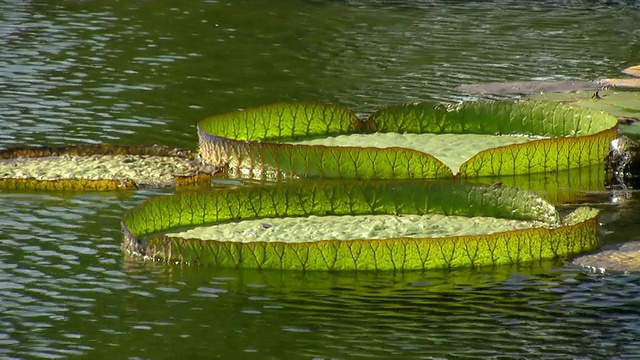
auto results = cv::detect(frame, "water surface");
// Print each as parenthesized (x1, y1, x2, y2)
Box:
(2, 0, 640, 358)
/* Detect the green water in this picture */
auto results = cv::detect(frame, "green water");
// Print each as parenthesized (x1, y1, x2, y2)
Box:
(2, 0, 640, 358)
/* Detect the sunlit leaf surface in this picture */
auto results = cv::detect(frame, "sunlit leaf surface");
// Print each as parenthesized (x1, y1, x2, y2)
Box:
(122, 181, 599, 270)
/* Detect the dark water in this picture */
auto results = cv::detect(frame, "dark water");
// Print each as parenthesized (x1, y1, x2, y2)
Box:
(2, 0, 640, 358)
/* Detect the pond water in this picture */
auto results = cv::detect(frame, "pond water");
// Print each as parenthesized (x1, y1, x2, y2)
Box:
(2, 0, 640, 358)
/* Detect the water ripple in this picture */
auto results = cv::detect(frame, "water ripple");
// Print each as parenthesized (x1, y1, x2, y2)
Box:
(1, 0, 640, 358)
(2, 1, 638, 147)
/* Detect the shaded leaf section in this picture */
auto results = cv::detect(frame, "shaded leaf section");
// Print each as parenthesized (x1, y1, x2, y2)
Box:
(0, 178, 138, 191)
(122, 181, 599, 270)
(471, 164, 607, 205)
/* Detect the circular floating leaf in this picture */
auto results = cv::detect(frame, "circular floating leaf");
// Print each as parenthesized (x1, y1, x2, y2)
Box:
(198, 101, 617, 179)
(288, 132, 538, 174)
(529, 89, 640, 139)
(367, 101, 617, 176)
(198, 102, 452, 179)
(530, 89, 640, 119)
(122, 181, 600, 270)
(0, 144, 216, 191)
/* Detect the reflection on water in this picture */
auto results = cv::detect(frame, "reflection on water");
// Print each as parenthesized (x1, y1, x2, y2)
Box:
(2, 0, 640, 358)
(2, 193, 640, 359)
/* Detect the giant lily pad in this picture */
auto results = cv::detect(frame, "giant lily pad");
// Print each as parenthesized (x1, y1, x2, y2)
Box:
(530, 89, 640, 119)
(197, 101, 617, 179)
(529, 89, 640, 139)
(0, 144, 216, 191)
(122, 181, 600, 270)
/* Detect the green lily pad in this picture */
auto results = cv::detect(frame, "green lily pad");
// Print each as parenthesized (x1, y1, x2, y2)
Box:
(529, 89, 640, 139)
(0, 144, 216, 191)
(198, 101, 617, 179)
(529, 89, 640, 119)
(289, 132, 539, 174)
(122, 181, 599, 270)
(370, 101, 617, 177)
(167, 213, 548, 243)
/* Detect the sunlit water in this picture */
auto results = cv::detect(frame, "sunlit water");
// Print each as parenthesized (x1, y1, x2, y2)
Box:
(2, 0, 640, 358)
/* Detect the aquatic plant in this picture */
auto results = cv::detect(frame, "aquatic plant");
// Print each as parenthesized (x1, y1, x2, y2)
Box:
(0, 144, 214, 190)
(121, 181, 599, 270)
(197, 101, 617, 179)
(0, 99, 617, 270)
